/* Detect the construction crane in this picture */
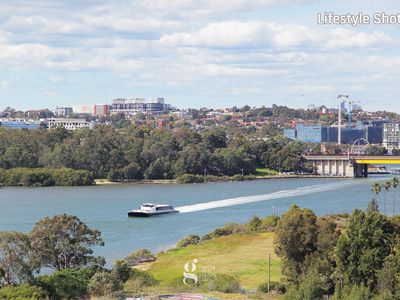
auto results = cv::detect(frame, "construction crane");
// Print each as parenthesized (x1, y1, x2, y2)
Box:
(337, 94, 349, 145)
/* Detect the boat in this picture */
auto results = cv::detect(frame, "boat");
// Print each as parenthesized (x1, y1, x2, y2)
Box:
(390, 168, 400, 175)
(128, 203, 179, 217)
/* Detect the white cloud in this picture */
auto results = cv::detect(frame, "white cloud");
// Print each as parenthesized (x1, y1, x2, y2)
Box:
(83, 15, 183, 33)
(141, 0, 311, 11)
(0, 81, 10, 88)
(3, 16, 87, 34)
(160, 21, 393, 49)
(0, 43, 70, 63)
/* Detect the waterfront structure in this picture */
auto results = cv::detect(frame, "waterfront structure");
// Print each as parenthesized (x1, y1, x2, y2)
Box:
(47, 118, 93, 130)
(55, 107, 73, 117)
(285, 123, 383, 145)
(72, 104, 110, 117)
(305, 155, 400, 178)
(383, 123, 400, 151)
(110, 97, 168, 115)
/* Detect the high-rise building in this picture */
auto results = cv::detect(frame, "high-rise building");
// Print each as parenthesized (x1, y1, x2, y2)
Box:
(383, 123, 400, 151)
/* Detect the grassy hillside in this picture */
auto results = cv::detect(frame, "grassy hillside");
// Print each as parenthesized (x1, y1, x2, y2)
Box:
(145, 232, 281, 290)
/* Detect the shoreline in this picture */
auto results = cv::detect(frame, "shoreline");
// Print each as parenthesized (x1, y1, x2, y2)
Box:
(94, 174, 354, 186)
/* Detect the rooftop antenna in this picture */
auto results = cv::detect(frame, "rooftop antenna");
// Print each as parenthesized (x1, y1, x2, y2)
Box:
(337, 95, 349, 145)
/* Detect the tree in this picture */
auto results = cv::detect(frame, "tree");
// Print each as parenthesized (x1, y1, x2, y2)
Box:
(364, 145, 387, 156)
(336, 209, 397, 290)
(274, 205, 318, 283)
(383, 181, 391, 215)
(284, 268, 324, 300)
(0, 231, 36, 285)
(371, 183, 382, 212)
(144, 158, 173, 179)
(30, 214, 105, 271)
(201, 128, 227, 149)
(392, 177, 399, 216)
(377, 253, 400, 298)
(367, 198, 379, 213)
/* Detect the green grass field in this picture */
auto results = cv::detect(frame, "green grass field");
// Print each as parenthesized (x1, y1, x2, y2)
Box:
(145, 232, 281, 290)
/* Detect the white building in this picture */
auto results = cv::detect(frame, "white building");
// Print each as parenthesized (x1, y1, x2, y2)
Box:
(110, 97, 167, 115)
(383, 123, 400, 151)
(55, 107, 73, 117)
(47, 118, 93, 130)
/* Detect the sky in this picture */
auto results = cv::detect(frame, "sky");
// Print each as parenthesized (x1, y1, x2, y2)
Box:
(0, 0, 399, 111)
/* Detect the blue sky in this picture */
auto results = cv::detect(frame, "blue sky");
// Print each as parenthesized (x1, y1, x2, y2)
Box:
(0, 0, 399, 111)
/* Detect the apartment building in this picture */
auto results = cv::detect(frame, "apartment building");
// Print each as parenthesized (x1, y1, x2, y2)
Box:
(383, 123, 400, 151)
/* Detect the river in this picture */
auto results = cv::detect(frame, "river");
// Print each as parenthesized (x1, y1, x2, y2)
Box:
(0, 176, 395, 265)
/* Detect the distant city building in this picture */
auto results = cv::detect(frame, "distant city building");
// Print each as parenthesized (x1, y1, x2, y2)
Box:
(352, 104, 363, 111)
(383, 123, 400, 151)
(47, 118, 93, 131)
(55, 107, 73, 117)
(110, 97, 168, 115)
(72, 104, 110, 117)
(0, 119, 42, 130)
(285, 123, 383, 145)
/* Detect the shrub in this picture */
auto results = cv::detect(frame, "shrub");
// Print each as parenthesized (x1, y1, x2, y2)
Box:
(112, 260, 131, 283)
(125, 249, 156, 267)
(88, 271, 122, 297)
(177, 174, 205, 184)
(0, 168, 94, 187)
(257, 281, 285, 294)
(230, 174, 245, 181)
(177, 235, 201, 248)
(202, 223, 247, 241)
(39, 268, 96, 300)
(204, 175, 222, 182)
(260, 215, 280, 231)
(201, 273, 241, 293)
(248, 216, 262, 231)
(333, 285, 373, 300)
(124, 269, 158, 293)
(0, 284, 48, 300)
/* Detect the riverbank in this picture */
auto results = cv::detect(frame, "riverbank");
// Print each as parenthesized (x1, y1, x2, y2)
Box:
(94, 174, 349, 186)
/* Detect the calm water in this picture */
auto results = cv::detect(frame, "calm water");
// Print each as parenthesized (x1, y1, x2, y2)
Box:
(0, 177, 394, 265)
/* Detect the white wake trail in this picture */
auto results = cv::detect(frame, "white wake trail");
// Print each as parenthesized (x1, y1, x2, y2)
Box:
(176, 180, 364, 213)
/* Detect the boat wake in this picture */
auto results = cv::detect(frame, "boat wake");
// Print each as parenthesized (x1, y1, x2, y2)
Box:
(176, 180, 369, 213)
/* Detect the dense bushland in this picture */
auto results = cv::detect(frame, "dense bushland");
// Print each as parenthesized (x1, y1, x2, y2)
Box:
(0, 125, 314, 182)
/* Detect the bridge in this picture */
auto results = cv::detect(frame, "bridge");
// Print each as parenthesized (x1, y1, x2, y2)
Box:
(304, 155, 400, 178)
